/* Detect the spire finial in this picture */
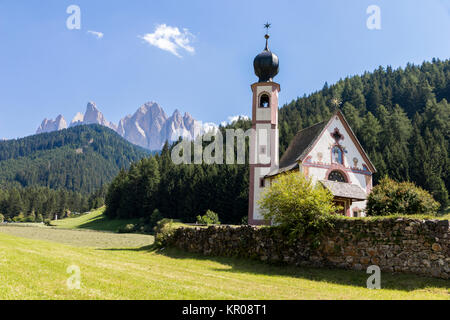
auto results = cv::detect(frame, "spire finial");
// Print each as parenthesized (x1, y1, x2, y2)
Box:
(264, 22, 271, 50)
(254, 22, 279, 82)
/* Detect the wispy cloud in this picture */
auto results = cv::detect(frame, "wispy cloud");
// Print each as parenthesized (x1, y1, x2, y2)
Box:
(87, 30, 104, 39)
(139, 24, 195, 58)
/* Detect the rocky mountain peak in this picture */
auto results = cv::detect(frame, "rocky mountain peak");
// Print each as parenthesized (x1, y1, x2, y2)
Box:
(171, 109, 183, 120)
(84, 102, 105, 124)
(36, 115, 68, 134)
(36, 101, 217, 150)
(70, 112, 84, 126)
(86, 101, 97, 110)
(67, 102, 117, 131)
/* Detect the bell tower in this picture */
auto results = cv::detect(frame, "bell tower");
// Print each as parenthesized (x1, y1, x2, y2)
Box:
(248, 24, 280, 225)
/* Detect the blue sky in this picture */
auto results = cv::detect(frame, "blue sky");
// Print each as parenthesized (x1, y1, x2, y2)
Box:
(1, 0, 450, 139)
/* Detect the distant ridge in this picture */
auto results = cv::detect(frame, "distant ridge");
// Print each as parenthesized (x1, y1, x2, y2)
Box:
(1, 124, 150, 193)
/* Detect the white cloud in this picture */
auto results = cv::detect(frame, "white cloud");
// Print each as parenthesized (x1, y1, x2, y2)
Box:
(139, 24, 195, 58)
(201, 122, 219, 134)
(169, 121, 218, 142)
(221, 115, 250, 127)
(87, 30, 104, 39)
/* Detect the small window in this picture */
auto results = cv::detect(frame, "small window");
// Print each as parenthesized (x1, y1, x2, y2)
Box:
(259, 94, 270, 108)
(260, 146, 267, 155)
(332, 146, 344, 165)
(353, 210, 359, 218)
(260, 178, 265, 188)
(328, 170, 347, 183)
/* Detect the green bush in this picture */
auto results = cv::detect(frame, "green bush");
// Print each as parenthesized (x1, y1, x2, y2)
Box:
(154, 219, 178, 247)
(25, 211, 36, 223)
(0, 213, 4, 223)
(196, 210, 221, 225)
(367, 177, 440, 216)
(12, 213, 25, 222)
(259, 172, 336, 246)
(118, 224, 136, 233)
(44, 219, 53, 226)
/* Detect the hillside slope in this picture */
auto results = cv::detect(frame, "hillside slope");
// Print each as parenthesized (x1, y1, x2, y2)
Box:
(0, 124, 150, 193)
(52, 207, 141, 233)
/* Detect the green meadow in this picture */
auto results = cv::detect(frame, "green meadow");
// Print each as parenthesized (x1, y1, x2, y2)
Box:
(51, 207, 140, 233)
(0, 210, 448, 300)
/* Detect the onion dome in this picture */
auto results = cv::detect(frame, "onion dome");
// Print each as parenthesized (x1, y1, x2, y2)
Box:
(253, 33, 279, 82)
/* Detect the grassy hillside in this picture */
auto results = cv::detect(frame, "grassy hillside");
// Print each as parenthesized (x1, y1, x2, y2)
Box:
(0, 231, 448, 300)
(52, 207, 140, 233)
(0, 124, 150, 194)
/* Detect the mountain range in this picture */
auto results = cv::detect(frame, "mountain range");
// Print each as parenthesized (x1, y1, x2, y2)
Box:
(37, 102, 217, 150)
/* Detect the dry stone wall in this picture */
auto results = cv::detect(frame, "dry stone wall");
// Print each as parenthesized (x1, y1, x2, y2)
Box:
(168, 218, 450, 279)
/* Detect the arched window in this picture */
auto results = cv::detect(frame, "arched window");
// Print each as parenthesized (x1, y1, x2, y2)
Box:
(259, 94, 270, 108)
(332, 146, 344, 165)
(328, 170, 347, 183)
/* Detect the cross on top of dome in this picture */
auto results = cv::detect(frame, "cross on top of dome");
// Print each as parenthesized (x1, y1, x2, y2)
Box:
(253, 23, 279, 82)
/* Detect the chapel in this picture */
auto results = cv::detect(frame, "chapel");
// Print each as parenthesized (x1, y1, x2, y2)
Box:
(248, 29, 376, 225)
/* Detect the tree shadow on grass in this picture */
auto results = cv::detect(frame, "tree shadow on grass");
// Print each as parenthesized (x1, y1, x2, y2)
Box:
(101, 244, 156, 252)
(74, 216, 140, 233)
(102, 245, 450, 293)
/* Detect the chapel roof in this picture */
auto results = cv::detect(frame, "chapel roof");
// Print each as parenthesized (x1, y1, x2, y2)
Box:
(319, 180, 367, 201)
(279, 120, 328, 169)
(266, 120, 327, 177)
(267, 110, 376, 177)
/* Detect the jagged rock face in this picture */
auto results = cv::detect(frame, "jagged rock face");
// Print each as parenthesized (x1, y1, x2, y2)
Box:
(36, 101, 216, 150)
(71, 102, 117, 131)
(118, 102, 168, 150)
(117, 103, 204, 150)
(161, 110, 192, 143)
(36, 115, 67, 134)
(70, 112, 84, 127)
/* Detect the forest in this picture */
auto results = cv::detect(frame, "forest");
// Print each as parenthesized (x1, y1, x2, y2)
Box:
(105, 128, 251, 225)
(0, 124, 149, 194)
(105, 59, 449, 224)
(0, 185, 106, 222)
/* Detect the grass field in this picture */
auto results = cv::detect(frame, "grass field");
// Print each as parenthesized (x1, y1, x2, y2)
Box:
(0, 231, 449, 300)
(0, 226, 153, 248)
(0, 227, 448, 299)
(0, 209, 448, 300)
(51, 207, 140, 232)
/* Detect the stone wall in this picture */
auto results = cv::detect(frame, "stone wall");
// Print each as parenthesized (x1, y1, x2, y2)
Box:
(168, 218, 450, 279)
